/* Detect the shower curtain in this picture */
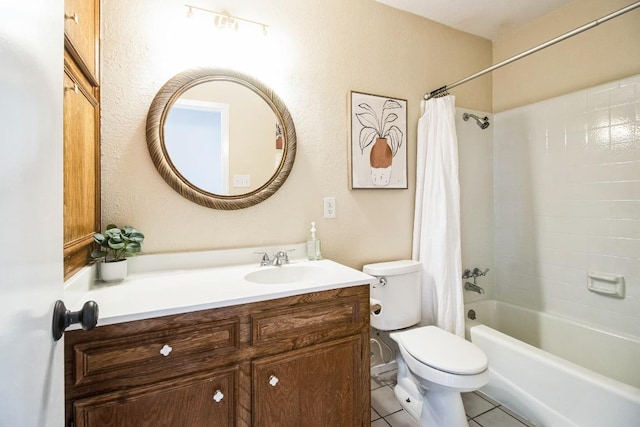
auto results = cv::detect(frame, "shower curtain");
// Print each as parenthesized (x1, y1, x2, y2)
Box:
(412, 95, 464, 337)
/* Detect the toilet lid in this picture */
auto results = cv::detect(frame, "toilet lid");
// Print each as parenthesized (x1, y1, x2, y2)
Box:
(398, 326, 488, 375)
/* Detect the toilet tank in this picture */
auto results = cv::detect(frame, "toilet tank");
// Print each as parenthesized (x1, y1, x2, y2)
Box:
(364, 260, 422, 331)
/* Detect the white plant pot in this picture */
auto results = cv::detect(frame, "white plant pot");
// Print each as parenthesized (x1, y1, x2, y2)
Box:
(99, 259, 128, 282)
(371, 166, 392, 186)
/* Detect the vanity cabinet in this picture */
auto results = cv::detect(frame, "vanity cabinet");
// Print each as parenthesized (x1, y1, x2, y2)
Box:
(63, 0, 101, 280)
(65, 285, 370, 426)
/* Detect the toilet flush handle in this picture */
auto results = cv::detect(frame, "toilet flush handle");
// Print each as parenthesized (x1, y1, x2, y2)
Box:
(373, 277, 387, 288)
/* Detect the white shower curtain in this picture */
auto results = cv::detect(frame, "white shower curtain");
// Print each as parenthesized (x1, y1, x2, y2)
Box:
(412, 95, 464, 337)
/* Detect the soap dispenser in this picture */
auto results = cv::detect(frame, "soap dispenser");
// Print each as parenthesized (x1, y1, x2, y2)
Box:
(306, 222, 322, 261)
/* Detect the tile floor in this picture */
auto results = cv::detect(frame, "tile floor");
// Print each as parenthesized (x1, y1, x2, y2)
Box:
(371, 372, 536, 427)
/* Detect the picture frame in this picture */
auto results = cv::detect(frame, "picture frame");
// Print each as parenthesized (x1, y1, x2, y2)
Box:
(349, 91, 407, 189)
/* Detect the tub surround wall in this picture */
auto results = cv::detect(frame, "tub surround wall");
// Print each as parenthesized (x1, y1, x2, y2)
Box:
(100, 0, 492, 269)
(457, 108, 495, 302)
(493, 74, 640, 338)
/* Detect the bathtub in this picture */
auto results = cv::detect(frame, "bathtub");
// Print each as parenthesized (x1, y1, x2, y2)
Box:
(464, 300, 640, 427)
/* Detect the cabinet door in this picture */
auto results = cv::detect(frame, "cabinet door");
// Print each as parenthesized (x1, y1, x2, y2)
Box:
(64, 0, 99, 81)
(253, 336, 366, 427)
(74, 369, 236, 427)
(63, 69, 99, 278)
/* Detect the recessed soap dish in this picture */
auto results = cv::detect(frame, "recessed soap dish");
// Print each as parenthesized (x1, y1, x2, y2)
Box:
(587, 272, 625, 298)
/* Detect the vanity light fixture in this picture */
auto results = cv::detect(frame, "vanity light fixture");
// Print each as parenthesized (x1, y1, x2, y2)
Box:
(185, 4, 268, 35)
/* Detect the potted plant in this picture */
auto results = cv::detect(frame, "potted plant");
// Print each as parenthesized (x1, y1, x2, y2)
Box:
(355, 99, 404, 186)
(91, 224, 145, 282)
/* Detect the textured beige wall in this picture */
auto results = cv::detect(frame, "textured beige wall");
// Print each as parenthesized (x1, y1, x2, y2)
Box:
(101, 0, 492, 269)
(493, 0, 640, 112)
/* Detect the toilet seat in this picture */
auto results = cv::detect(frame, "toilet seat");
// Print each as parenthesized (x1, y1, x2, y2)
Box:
(398, 326, 488, 375)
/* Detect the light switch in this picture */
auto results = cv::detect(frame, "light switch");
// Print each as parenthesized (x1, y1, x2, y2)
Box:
(323, 197, 336, 218)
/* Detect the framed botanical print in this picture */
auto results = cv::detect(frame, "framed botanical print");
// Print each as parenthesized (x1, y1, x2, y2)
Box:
(349, 91, 407, 189)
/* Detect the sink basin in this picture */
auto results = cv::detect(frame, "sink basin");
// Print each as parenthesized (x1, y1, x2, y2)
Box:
(244, 264, 329, 284)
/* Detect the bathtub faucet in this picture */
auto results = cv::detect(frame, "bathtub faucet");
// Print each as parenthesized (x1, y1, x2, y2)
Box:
(464, 281, 485, 294)
(463, 267, 489, 293)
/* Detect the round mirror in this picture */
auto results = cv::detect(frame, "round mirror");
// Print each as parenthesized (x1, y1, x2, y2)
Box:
(146, 68, 296, 209)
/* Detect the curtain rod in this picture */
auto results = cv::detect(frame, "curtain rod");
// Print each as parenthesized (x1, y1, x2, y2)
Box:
(424, 1, 640, 100)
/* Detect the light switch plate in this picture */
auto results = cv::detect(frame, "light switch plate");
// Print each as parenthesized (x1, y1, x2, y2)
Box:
(323, 197, 336, 218)
(233, 174, 250, 188)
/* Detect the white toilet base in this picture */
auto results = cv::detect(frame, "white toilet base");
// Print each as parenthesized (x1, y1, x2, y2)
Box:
(394, 382, 423, 420)
(394, 382, 468, 427)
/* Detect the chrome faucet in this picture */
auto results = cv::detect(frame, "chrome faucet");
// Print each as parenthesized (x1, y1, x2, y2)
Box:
(462, 267, 489, 294)
(255, 249, 294, 267)
(464, 281, 485, 294)
(271, 250, 292, 266)
(254, 252, 271, 267)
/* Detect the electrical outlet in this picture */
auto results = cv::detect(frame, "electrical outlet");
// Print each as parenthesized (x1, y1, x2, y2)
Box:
(232, 174, 250, 188)
(323, 197, 336, 218)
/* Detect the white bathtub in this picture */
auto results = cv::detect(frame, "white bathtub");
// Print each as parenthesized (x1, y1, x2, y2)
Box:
(464, 300, 640, 427)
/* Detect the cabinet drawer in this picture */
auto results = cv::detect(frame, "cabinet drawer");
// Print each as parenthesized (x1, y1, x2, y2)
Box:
(74, 367, 237, 427)
(251, 297, 361, 347)
(71, 319, 239, 386)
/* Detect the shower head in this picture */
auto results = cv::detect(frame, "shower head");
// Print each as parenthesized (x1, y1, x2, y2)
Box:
(463, 113, 490, 130)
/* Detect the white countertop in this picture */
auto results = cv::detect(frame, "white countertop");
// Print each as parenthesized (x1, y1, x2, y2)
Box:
(63, 243, 375, 329)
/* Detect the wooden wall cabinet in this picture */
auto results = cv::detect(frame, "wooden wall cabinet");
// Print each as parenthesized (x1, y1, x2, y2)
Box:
(64, 0, 99, 84)
(65, 286, 371, 426)
(63, 0, 100, 280)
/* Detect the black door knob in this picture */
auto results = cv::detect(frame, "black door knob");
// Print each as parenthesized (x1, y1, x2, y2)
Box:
(52, 300, 99, 341)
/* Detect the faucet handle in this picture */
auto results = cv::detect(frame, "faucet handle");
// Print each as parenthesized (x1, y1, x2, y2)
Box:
(277, 249, 295, 262)
(462, 269, 473, 279)
(273, 250, 292, 264)
(254, 252, 271, 266)
(472, 267, 490, 277)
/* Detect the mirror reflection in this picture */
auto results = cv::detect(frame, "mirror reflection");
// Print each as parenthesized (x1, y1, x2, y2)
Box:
(164, 81, 283, 195)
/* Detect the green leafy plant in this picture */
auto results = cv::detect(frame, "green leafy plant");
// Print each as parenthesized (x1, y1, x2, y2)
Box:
(91, 224, 145, 262)
(355, 99, 404, 156)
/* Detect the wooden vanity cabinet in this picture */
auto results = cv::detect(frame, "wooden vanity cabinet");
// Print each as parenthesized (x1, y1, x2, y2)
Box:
(65, 285, 370, 426)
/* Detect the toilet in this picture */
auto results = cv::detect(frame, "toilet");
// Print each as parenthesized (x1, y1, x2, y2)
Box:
(364, 260, 489, 427)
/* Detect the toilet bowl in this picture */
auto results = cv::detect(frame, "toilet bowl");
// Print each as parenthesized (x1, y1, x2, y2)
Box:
(364, 260, 489, 427)
(391, 326, 489, 426)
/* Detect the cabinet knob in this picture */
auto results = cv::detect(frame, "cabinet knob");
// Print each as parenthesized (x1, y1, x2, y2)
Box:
(65, 12, 79, 24)
(160, 344, 173, 356)
(268, 375, 279, 387)
(64, 83, 79, 94)
(212, 390, 224, 403)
